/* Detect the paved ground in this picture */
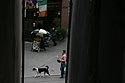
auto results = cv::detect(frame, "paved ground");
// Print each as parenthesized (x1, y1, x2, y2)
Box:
(24, 38, 67, 83)
(24, 75, 65, 83)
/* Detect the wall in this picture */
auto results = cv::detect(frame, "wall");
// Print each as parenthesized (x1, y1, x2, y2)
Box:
(67, 0, 121, 83)
(0, 0, 22, 83)
(61, 0, 69, 29)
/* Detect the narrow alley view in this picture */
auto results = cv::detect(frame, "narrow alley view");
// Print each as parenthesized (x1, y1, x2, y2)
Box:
(23, 0, 69, 83)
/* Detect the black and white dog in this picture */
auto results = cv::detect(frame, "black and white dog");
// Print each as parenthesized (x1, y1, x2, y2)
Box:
(33, 66, 50, 77)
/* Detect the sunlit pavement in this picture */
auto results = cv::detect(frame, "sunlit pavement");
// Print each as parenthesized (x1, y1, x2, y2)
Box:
(24, 38, 67, 82)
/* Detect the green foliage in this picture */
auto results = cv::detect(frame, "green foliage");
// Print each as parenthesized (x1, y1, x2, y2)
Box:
(52, 17, 61, 27)
(56, 27, 67, 41)
(35, 20, 43, 28)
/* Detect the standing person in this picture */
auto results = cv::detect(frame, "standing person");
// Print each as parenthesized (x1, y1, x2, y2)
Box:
(31, 22, 37, 41)
(57, 50, 67, 78)
(50, 27, 57, 46)
(40, 37, 46, 51)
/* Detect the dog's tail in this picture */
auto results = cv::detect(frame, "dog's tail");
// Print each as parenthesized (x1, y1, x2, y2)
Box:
(45, 66, 49, 69)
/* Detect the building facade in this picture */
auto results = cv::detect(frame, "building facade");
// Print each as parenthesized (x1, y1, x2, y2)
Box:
(24, 0, 69, 41)
(61, 0, 69, 29)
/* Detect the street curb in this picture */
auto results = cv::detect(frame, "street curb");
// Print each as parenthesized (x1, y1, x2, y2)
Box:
(24, 74, 60, 78)
(25, 41, 32, 44)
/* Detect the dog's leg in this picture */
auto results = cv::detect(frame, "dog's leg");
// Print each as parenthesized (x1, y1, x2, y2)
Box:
(47, 70, 50, 76)
(34, 73, 37, 78)
(35, 72, 39, 77)
(40, 73, 44, 77)
(40, 73, 42, 77)
(43, 72, 45, 78)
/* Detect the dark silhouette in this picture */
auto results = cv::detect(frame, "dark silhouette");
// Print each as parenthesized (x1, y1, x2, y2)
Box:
(50, 27, 57, 46)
